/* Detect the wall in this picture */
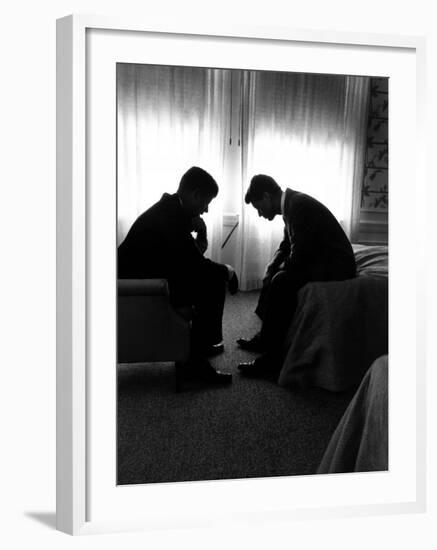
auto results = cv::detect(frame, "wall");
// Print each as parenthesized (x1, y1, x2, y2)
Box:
(359, 77, 389, 244)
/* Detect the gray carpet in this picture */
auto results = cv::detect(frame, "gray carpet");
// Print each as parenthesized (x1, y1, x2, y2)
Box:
(117, 291, 354, 485)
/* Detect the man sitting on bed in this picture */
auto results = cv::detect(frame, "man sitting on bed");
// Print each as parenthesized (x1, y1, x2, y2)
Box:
(118, 166, 239, 385)
(237, 174, 356, 377)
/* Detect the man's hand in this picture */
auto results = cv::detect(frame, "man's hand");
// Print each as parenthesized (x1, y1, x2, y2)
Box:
(262, 261, 284, 287)
(191, 216, 207, 235)
(192, 216, 208, 254)
(262, 268, 275, 287)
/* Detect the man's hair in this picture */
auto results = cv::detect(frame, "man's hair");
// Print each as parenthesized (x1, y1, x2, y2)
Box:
(178, 166, 219, 198)
(244, 174, 281, 204)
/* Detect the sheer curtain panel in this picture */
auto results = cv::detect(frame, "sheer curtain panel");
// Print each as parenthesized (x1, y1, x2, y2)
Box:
(117, 65, 369, 288)
(239, 71, 369, 289)
(117, 64, 231, 261)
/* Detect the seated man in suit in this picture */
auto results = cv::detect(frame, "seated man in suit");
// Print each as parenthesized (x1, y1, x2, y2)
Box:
(118, 166, 239, 385)
(237, 174, 356, 377)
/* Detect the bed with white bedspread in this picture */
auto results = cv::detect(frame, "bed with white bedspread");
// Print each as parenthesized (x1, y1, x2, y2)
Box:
(278, 244, 388, 392)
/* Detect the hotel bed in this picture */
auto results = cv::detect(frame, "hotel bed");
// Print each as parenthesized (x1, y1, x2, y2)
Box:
(278, 244, 388, 392)
(317, 354, 388, 473)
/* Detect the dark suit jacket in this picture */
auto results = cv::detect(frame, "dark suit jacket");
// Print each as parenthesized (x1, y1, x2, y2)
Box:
(267, 188, 356, 282)
(118, 193, 227, 303)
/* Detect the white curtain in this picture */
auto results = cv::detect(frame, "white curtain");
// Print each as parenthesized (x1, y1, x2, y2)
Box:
(239, 71, 369, 290)
(117, 63, 231, 261)
(117, 65, 369, 288)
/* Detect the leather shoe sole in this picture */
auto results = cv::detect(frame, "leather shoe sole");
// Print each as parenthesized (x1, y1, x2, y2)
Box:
(237, 358, 272, 377)
(202, 342, 225, 357)
(236, 335, 265, 352)
(182, 358, 232, 385)
(200, 370, 232, 384)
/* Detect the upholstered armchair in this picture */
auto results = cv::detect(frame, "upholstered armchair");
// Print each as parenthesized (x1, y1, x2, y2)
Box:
(117, 279, 191, 388)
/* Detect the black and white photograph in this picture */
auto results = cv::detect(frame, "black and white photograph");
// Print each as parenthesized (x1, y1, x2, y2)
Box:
(116, 63, 389, 485)
(3, 0, 434, 544)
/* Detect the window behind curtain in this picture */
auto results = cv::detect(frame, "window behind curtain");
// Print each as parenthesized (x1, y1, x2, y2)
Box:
(239, 70, 369, 289)
(117, 64, 369, 288)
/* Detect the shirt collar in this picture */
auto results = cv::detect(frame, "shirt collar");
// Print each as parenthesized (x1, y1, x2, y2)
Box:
(280, 191, 286, 215)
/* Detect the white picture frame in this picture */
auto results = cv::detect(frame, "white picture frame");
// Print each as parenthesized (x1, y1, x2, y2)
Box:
(56, 14, 427, 535)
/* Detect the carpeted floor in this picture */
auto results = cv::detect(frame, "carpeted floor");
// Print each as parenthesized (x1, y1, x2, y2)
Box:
(117, 291, 354, 485)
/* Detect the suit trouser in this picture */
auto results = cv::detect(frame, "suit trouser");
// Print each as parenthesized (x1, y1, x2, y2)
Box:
(169, 263, 226, 354)
(255, 282, 270, 320)
(258, 270, 308, 365)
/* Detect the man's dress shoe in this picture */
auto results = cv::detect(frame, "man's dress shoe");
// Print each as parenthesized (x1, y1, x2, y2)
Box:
(202, 342, 225, 357)
(201, 366, 232, 384)
(184, 357, 232, 385)
(237, 354, 276, 378)
(236, 332, 265, 353)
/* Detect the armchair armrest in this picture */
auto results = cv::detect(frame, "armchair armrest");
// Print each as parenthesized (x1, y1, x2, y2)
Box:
(118, 278, 169, 296)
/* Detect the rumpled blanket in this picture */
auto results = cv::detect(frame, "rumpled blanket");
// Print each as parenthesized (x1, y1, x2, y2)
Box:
(353, 244, 388, 278)
(317, 355, 388, 473)
(278, 245, 388, 391)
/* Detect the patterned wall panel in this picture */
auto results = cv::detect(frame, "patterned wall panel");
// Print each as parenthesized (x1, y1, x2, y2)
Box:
(361, 77, 388, 211)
